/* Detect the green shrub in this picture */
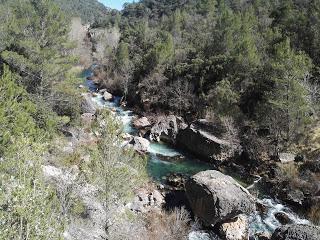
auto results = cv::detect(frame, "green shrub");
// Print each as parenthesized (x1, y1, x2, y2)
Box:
(0, 138, 64, 239)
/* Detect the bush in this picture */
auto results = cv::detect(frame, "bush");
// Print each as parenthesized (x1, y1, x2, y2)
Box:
(145, 208, 191, 240)
(0, 138, 64, 239)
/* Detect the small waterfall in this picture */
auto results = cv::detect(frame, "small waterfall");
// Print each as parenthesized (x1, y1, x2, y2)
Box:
(249, 198, 309, 237)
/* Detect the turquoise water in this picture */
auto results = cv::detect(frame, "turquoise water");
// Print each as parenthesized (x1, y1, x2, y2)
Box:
(83, 69, 310, 237)
(83, 68, 214, 181)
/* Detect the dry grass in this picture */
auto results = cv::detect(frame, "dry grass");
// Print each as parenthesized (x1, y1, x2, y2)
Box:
(107, 207, 192, 240)
(308, 202, 320, 226)
(145, 207, 191, 240)
(296, 123, 320, 159)
(278, 163, 299, 180)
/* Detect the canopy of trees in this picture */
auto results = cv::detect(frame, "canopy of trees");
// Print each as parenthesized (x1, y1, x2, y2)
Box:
(53, 0, 110, 24)
(99, 0, 320, 154)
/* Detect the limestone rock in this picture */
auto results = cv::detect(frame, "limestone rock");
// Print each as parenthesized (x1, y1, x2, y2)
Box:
(133, 117, 151, 129)
(218, 215, 249, 240)
(177, 124, 240, 162)
(81, 93, 97, 114)
(150, 115, 180, 143)
(271, 224, 320, 240)
(130, 137, 150, 153)
(103, 91, 113, 101)
(185, 170, 255, 226)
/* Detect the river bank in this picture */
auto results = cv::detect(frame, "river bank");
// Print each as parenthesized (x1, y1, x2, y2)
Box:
(81, 66, 315, 239)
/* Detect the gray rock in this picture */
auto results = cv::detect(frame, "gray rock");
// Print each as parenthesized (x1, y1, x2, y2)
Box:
(188, 231, 221, 240)
(271, 224, 320, 240)
(81, 93, 97, 114)
(177, 124, 240, 162)
(130, 137, 150, 153)
(278, 153, 296, 164)
(150, 115, 179, 143)
(103, 91, 113, 101)
(218, 214, 249, 240)
(185, 170, 255, 226)
(133, 117, 151, 129)
(129, 188, 164, 213)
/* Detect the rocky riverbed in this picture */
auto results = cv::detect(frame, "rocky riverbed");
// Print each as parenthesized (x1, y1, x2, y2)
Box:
(81, 66, 319, 239)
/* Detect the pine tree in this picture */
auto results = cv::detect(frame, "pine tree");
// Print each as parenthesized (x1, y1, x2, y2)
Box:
(0, 0, 76, 98)
(265, 39, 313, 150)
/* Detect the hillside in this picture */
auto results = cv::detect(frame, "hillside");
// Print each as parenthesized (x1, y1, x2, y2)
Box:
(0, 0, 320, 239)
(54, 0, 110, 23)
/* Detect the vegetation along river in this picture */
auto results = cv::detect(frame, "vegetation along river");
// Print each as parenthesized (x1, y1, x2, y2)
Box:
(83, 67, 310, 238)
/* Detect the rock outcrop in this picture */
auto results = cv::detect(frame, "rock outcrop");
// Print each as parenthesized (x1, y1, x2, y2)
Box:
(128, 188, 164, 213)
(81, 93, 98, 114)
(176, 123, 240, 162)
(103, 91, 113, 101)
(133, 117, 151, 129)
(43, 165, 107, 240)
(218, 215, 249, 240)
(185, 170, 255, 226)
(278, 153, 296, 164)
(150, 115, 183, 143)
(130, 136, 150, 153)
(271, 224, 320, 240)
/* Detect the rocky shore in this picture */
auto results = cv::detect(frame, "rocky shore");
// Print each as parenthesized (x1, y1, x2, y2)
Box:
(79, 82, 320, 239)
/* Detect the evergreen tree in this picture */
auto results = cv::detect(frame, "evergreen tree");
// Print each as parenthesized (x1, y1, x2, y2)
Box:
(264, 39, 313, 150)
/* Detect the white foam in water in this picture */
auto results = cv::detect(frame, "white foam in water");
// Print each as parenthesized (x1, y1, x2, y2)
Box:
(249, 198, 310, 237)
(148, 143, 181, 157)
(84, 72, 311, 238)
(149, 153, 173, 165)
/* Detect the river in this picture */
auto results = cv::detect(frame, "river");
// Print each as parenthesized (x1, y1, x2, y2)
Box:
(82, 67, 309, 238)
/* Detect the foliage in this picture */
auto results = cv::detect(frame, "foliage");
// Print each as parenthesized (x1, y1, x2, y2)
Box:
(94, 0, 320, 153)
(53, 0, 110, 24)
(83, 110, 148, 204)
(0, 66, 41, 154)
(0, 138, 64, 239)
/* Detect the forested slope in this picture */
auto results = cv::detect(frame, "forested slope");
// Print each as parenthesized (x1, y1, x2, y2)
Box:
(97, 0, 320, 159)
(53, 0, 110, 23)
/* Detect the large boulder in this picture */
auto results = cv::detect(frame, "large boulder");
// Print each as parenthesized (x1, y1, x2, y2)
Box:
(176, 123, 240, 162)
(271, 224, 320, 240)
(130, 137, 150, 153)
(81, 113, 95, 127)
(103, 91, 113, 101)
(150, 115, 184, 143)
(81, 93, 97, 114)
(218, 214, 249, 240)
(133, 117, 151, 129)
(278, 153, 296, 164)
(128, 188, 164, 213)
(185, 170, 255, 226)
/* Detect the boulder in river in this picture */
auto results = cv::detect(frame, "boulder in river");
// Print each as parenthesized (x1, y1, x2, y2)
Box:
(103, 91, 113, 101)
(133, 117, 151, 129)
(218, 214, 249, 240)
(130, 136, 150, 153)
(150, 115, 182, 143)
(274, 212, 292, 225)
(271, 224, 320, 240)
(185, 170, 255, 226)
(176, 123, 241, 162)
